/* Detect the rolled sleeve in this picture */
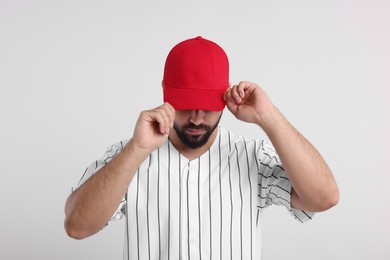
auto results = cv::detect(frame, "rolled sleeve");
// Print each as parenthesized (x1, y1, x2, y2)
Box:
(72, 141, 129, 221)
(257, 140, 314, 223)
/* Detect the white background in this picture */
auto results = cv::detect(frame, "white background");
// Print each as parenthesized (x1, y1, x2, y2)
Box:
(1, 0, 389, 259)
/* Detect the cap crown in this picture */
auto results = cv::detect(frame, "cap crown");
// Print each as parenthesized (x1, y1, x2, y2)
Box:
(163, 36, 229, 111)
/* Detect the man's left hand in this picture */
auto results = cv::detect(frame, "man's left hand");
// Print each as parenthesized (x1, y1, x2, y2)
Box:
(223, 81, 274, 126)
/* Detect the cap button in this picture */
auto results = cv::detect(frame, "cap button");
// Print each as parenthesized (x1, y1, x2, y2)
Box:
(196, 36, 203, 40)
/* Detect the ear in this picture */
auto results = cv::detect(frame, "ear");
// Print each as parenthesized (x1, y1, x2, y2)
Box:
(161, 81, 165, 90)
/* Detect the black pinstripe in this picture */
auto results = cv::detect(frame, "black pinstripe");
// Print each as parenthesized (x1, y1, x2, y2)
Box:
(125, 192, 130, 260)
(147, 155, 151, 260)
(198, 158, 202, 260)
(179, 153, 182, 259)
(228, 131, 233, 260)
(74, 128, 314, 260)
(136, 168, 140, 260)
(243, 141, 253, 260)
(168, 142, 171, 260)
(186, 163, 191, 260)
(235, 143, 243, 260)
(208, 149, 212, 260)
(218, 130, 222, 260)
(157, 148, 161, 260)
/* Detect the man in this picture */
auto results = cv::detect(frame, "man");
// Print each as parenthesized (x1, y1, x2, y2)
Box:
(65, 36, 339, 260)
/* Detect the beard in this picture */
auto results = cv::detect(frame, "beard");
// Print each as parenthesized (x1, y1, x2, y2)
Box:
(173, 114, 222, 149)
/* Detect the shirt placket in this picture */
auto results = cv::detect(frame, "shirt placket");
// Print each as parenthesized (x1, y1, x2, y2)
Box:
(181, 158, 200, 260)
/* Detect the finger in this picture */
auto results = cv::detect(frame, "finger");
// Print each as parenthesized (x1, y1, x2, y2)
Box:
(237, 81, 249, 98)
(149, 108, 170, 134)
(224, 87, 235, 103)
(223, 88, 230, 101)
(160, 106, 175, 133)
(223, 83, 233, 100)
(154, 103, 175, 125)
(158, 104, 174, 129)
(225, 96, 238, 115)
(157, 110, 171, 134)
(147, 110, 165, 134)
(230, 85, 242, 103)
(163, 102, 175, 114)
(163, 102, 176, 127)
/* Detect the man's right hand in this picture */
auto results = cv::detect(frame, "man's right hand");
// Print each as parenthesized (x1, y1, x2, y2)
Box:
(131, 102, 175, 154)
(65, 103, 175, 240)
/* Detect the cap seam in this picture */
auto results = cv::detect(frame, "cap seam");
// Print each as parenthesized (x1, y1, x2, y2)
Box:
(203, 40, 215, 91)
(163, 84, 226, 92)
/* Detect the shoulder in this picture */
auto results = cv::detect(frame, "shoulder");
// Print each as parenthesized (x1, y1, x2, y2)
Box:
(219, 127, 264, 149)
(108, 140, 130, 150)
(219, 127, 279, 159)
(101, 139, 130, 161)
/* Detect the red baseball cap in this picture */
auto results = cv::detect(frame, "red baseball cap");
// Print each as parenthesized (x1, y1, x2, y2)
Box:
(163, 36, 229, 111)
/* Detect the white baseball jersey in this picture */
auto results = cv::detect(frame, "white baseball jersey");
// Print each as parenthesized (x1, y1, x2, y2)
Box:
(75, 127, 313, 260)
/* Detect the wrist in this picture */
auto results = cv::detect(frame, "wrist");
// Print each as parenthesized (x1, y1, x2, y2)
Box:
(256, 106, 287, 136)
(125, 139, 151, 157)
(120, 140, 151, 170)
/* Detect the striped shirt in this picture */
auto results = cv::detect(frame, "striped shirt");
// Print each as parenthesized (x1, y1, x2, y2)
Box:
(75, 127, 313, 260)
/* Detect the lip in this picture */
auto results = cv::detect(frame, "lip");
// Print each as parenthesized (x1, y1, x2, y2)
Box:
(186, 128, 206, 135)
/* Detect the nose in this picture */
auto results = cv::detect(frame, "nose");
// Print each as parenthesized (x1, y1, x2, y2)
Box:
(189, 110, 205, 125)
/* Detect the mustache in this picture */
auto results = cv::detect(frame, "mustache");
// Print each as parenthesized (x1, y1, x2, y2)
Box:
(183, 123, 208, 130)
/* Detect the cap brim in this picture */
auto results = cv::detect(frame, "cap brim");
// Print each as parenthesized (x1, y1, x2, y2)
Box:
(163, 84, 226, 111)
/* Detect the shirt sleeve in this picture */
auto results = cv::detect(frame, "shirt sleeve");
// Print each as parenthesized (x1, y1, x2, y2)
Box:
(72, 140, 129, 222)
(257, 139, 314, 223)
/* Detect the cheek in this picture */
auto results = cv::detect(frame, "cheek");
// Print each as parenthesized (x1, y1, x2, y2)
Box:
(173, 118, 189, 129)
(174, 111, 192, 123)
(206, 112, 222, 123)
(174, 117, 188, 127)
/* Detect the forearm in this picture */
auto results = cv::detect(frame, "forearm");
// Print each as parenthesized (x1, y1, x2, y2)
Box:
(258, 106, 339, 212)
(224, 82, 338, 211)
(64, 140, 149, 239)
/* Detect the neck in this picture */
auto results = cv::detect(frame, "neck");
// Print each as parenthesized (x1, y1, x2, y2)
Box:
(168, 127, 219, 161)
